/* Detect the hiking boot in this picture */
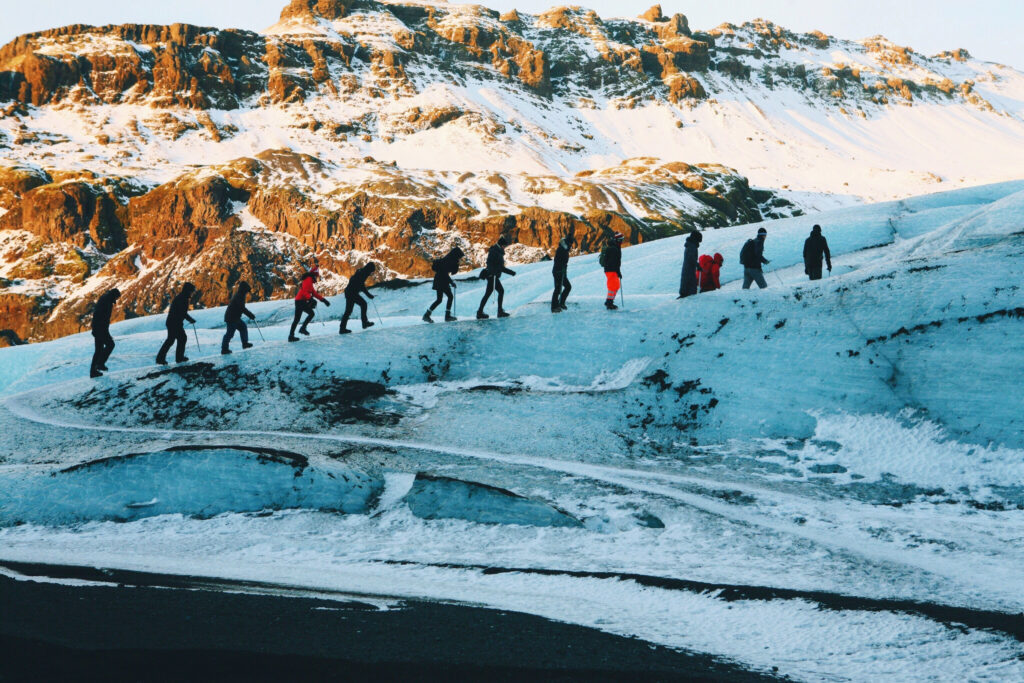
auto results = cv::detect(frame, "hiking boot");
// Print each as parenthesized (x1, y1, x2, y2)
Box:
(476, 310, 489, 320)
(90, 369, 103, 378)
(338, 328, 352, 335)
(362, 321, 374, 329)
(605, 299, 618, 310)
(156, 357, 168, 365)
(551, 305, 561, 313)
(497, 309, 510, 318)
(444, 312, 457, 322)
(221, 349, 231, 355)
(288, 336, 300, 342)
(176, 357, 189, 363)
(242, 343, 254, 349)
(98, 364, 108, 371)
(299, 327, 310, 336)
(422, 311, 433, 323)
(560, 304, 568, 311)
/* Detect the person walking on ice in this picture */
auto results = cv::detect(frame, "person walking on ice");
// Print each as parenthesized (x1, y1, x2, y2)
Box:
(339, 262, 377, 334)
(678, 230, 702, 298)
(803, 224, 832, 281)
(551, 232, 575, 313)
(89, 288, 120, 378)
(600, 232, 624, 309)
(423, 247, 463, 323)
(477, 236, 516, 319)
(222, 281, 256, 355)
(156, 282, 197, 365)
(697, 253, 725, 293)
(740, 227, 770, 290)
(289, 266, 330, 342)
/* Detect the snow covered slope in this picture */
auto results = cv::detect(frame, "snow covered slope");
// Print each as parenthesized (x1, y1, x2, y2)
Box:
(1, 181, 1023, 680)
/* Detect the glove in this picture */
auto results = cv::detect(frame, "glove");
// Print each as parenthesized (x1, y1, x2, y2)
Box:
(508, 270, 516, 276)
(367, 293, 374, 300)
(827, 265, 833, 272)
(323, 300, 331, 307)
(451, 281, 457, 289)
(764, 259, 770, 265)
(248, 313, 256, 321)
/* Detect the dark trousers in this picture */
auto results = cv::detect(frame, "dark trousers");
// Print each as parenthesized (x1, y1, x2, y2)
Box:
(340, 296, 368, 329)
(807, 263, 823, 281)
(742, 268, 768, 290)
(157, 324, 188, 362)
(222, 319, 249, 351)
(478, 275, 504, 311)
(552, 271, 571, 308)
(429, 287, 453, 312)
(289, 300, 314, 337)
(91, 330, 114, 372)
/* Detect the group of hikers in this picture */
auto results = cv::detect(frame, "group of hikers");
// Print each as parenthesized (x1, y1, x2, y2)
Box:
(88, 225, 832, 378)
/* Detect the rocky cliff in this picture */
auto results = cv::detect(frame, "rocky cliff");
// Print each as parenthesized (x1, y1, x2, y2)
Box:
(1, 1, 1023, 343)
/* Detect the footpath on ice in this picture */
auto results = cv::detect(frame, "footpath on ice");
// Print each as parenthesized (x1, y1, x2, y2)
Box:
(1, 180, 1023, 681)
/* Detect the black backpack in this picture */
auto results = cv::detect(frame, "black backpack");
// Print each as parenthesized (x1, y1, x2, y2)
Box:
(431, 258, 443, 273)
(739, 240, 753, 268)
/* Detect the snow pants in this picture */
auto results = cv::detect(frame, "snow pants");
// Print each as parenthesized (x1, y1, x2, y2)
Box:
(157, 323, 188, 363)
(742, 268, 768, 290)
(552, 270, 571, 309)
(605, 272, 620, 301)
(91, 329, 114, 372)
(222, 319, 249, 352)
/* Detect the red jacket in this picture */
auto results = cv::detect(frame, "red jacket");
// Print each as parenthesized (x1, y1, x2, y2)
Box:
(295, 273, 327, 302)
(697, 254, 723, 292)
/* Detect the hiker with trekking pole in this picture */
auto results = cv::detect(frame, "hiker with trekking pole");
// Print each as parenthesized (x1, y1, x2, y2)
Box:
(477, 236, 516, 319)
(600, 232, 624, 310)
(222, 281, 256, 355)
(288, 265, 330, 342)
(803, 224, 833, 281)
(551, 232, 575, 313)
(339, 262, 377, 334)
(423, 247, 464, 323)
(156, 282, 197, 365)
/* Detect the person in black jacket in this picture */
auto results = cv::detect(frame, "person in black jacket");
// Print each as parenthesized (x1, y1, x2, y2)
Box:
(339, 263, 377, 334)
(740, 227, 769, 290)
(156, 282, 197, 365)
(678, 231, 703, 298)
(551, 233, 575, 313)
(601, 232, 623, 309)
(803, 225, 832, 281)
(221, 282, 256, 355)
(90, 288, 120, 378)
(423, 247, 464, 323)
(477, 236, 516, 319)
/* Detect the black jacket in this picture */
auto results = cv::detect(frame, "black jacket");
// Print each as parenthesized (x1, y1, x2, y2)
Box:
(91, 290, 119, 332)
(552, 238, 571, 275)
(225, 284, 254, 323)
(432, 248, 463, 291)
(345, 264, 375, 299)
(740, 238, 768, 270)
(602, 242, 622, 276)
(803, 233, 832, 269)
(679, 234, 701, 296)
(485, 244, 514, 277)
(167, 285, 196, 328)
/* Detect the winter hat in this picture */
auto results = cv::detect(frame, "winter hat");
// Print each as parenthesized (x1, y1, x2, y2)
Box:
(713, 253, 724, 264)
(757, 227, 767, 237)
(812, 224, 822, 234)
(182, 282, 195, 292)
(612, 231, 624, 242)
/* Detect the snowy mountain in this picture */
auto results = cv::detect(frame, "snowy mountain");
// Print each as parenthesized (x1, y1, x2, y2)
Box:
(1, 180, 1023, 679)
(2, 0, 1024, 344)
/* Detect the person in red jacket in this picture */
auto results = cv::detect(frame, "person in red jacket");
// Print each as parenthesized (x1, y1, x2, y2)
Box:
(697, 253, 724, 293)
(288, 266, 330, 342)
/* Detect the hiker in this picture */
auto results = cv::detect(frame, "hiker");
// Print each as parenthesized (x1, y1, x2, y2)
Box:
(423, 247, 464, 323)
(678, 231, 703, 298)
(803, 224, 832, 281)
(222, 282, 256, 355)
(551, 232, 575, 313)
(156, 282, 197, 365)
(477, 236, 516, 319)
(740, 227, 770, 290)
(600, 232, 624, 309)
(89, 288, 120, 378)
(339, 262, 377, 334)
(289, 266, 330, 342)
(697, 253, 725, 293)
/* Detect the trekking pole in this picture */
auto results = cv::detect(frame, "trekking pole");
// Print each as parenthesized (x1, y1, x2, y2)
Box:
(191, 323, 202, 352)
(371, 298, 384, 327)
(253, 318, 266, 342)
(619, 281, 625, 309)
(453, 286, 457, 317)
(774, 271, 785, 287)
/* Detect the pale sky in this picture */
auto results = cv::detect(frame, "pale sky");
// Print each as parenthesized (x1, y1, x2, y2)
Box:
(1, 0, 1021, 69)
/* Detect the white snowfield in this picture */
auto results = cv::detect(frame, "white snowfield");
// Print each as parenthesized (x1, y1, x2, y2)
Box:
(1, 180, 1024, 680)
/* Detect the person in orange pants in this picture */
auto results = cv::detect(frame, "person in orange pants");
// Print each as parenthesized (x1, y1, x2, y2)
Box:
(600, 232, 624, 309)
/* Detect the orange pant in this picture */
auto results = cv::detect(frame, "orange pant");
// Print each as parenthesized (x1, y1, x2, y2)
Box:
(605, 272, 620, 300)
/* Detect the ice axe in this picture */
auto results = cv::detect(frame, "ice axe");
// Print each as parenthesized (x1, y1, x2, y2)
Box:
(191, 322, 201, 352)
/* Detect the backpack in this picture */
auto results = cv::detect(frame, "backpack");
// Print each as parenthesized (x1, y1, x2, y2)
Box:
(431, 258, 443, 273)
(599, 245, 608, 268)
(739, 240, 753, 268)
